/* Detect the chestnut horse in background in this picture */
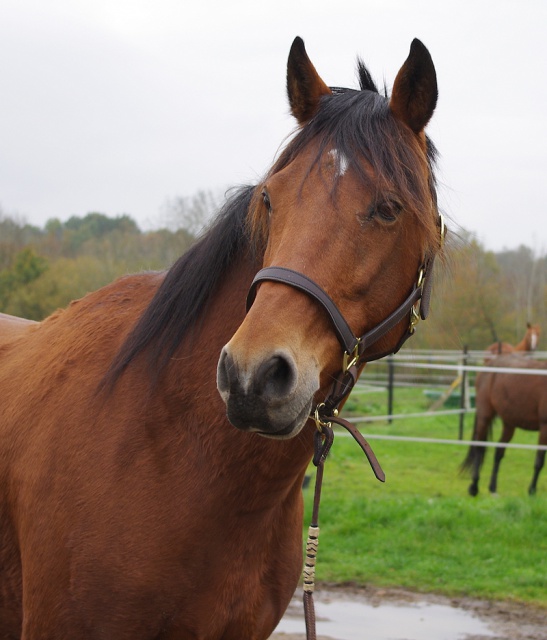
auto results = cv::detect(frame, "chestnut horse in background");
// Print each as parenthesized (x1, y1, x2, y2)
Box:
(486, 322, 541, 357)
(462, 354, 547, 496)
(0, 37, 443, 639)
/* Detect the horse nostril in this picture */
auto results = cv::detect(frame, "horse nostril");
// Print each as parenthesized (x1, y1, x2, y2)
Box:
(218, 348, 298, 404)
(256, 354, 297, 400)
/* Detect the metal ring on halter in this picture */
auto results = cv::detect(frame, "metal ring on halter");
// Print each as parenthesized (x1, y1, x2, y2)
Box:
(311, 403, 337, 433)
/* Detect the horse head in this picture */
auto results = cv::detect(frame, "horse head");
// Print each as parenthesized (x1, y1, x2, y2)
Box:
(526, 322, 541, 351)
(217, 37, 443, 438)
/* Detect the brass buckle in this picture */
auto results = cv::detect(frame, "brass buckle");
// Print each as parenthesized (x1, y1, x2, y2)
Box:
(409, 214, 445, 334)
(342, 340, 360, 373)
(439, 213, 447, 246)
(416, 266, 425, 289)
(409, 305, 420, 333)
(409, 265, 425, 333)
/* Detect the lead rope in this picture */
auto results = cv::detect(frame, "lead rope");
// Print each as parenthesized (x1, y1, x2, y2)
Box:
(303, 426, 333, 640)
(303, 417, 385, 640)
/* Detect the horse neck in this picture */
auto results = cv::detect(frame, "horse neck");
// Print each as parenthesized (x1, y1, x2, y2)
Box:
(515, 331, 536, 352)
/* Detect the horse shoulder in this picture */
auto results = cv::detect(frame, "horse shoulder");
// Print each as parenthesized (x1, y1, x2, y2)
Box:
(0, 271, 166, 442)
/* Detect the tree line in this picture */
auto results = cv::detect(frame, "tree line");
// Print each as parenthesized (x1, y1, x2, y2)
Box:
(413, 231, 547, 351)
(1, 195, 546, 352)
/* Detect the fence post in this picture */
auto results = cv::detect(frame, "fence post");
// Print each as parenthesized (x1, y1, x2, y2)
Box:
(458, 345, 468, 440)
(387, 355, 394, 424)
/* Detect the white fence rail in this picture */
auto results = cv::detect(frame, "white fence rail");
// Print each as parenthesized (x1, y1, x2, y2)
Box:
(342, 349, 547, 451)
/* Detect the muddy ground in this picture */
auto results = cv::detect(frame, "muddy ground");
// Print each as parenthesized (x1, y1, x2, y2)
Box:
(269, 584, 546, 640)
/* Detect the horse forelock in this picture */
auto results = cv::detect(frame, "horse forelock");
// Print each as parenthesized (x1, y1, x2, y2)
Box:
(357, 58, 381, 94)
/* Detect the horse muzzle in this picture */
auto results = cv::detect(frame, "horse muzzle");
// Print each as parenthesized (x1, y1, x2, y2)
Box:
(216, 346, 319, 438)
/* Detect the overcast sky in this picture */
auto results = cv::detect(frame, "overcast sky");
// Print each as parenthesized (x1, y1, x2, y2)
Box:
(1, 0, 546, 252)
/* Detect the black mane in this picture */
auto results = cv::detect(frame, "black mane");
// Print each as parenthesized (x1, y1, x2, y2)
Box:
(105, 185, 255, 384)
(107, 59, 438, 384)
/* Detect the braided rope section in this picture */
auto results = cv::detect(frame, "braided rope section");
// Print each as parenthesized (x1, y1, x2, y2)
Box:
(303, 525, 320, 593)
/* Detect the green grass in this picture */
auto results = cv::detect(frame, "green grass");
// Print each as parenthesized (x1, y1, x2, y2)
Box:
(303, 385, 547, 606)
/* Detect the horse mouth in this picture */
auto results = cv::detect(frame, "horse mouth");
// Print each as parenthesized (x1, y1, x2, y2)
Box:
(217, 345, 319, 439)
(255, 398, 314, 439)
(225, 395, 314, 440)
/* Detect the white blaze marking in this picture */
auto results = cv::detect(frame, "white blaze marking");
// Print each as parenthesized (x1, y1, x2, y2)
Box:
(329, 148, 349, 176)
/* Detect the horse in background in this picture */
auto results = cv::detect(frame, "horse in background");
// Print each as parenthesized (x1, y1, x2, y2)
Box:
(485, 322, 541, 357)
(462, 354, 547, 496)
(0, 312, 37, 344)
(0, 37, 443, 639)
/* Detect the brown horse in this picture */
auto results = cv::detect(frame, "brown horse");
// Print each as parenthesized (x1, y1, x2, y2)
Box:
(486, 322, 541, 356)
(0, 37, 443, 638)
(462, 354, 547, 496)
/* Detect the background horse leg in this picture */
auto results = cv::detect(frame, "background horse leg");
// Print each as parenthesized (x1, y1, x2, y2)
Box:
(529, 425, 547, 495)
(465, 412, 493, 497)
(468, 446, 485, 497)
(488, 422, 514, 494)
(529, 450, 545, 496)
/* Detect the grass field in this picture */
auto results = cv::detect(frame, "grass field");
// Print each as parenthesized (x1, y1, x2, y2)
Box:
(302, 382, 547, 606)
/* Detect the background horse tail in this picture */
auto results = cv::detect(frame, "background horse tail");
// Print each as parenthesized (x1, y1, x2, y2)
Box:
(460, 412, 493, 474)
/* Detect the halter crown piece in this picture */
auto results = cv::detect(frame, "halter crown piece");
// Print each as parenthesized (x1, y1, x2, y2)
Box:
(246, 214, 446, 640)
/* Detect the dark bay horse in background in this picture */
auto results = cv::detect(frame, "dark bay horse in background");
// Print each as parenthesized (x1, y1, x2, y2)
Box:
(0, 37, 443, 639)
(462, 354, 547, 496)
(485, 322, 541, 357)
(0, 312, 37, 342)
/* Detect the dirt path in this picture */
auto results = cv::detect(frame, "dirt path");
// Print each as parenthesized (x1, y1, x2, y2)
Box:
(269, 584, 546, 640)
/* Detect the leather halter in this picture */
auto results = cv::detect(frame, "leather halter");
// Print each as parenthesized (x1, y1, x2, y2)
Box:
(246, 214, 445, 424)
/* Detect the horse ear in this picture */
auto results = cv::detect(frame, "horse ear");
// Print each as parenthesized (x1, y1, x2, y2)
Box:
(287, 37, 332, 124)
(390, 39, 438, 134)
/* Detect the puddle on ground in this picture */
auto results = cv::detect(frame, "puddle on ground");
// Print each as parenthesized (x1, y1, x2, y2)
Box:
(273, 596, 497, 640)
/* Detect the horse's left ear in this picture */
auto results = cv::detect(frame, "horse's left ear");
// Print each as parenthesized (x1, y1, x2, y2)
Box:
(390, 39, 438, 134)
(287, 37, 332, 124)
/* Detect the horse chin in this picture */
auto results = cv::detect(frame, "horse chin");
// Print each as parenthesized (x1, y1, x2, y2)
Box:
(256, 399, 313, 440)
(226, 396, 313, 440)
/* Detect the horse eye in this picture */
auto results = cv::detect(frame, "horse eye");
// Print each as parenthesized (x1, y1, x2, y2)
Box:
(374, 200, 402, 223)
(261, 190, 272, 213)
